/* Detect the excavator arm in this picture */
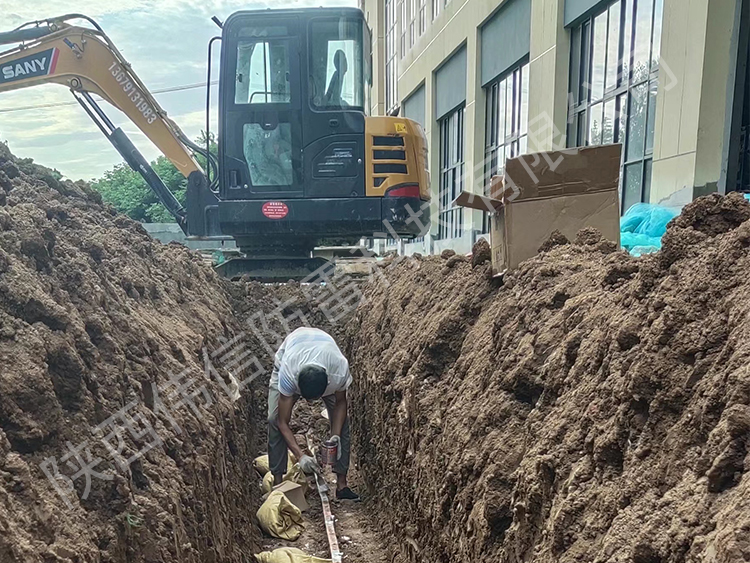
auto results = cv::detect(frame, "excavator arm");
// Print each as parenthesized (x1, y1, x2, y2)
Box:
(0, 14, 214, 230)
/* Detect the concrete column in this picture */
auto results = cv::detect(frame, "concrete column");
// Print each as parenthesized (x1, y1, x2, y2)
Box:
(651, 0, 741, 204)
(426, 70, 440, 239)
(527, 0, 570, 152)
(464, 28, 485, 234)
(364, 0, 387, 116)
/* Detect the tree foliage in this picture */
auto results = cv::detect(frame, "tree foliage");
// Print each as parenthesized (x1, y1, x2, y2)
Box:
(91, 132, 217, 223)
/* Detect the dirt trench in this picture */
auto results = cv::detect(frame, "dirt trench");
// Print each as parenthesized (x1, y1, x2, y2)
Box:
(2, 138, 750, 563)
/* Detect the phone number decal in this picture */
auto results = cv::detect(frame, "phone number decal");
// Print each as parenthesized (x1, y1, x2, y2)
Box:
(109, 62, 157, 124)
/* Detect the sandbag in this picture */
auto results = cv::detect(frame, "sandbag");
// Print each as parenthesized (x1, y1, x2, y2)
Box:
(262, 464, 309, 494)
(254, 547, 331, 563)
(256, 490, 304, 540)
(254, 453, 296, 476)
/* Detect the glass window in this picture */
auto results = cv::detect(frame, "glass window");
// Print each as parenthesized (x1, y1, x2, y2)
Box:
(419, 0, 427, 35)
(235, 39, 291, 105)
(483, 62, 530, 232)
(567, 0, 663, 212)
(399, 0, 406, 57)
(605, 2, 621, 91)
(410, 0, 417, 46)
(432, 0, 441, 20)
(385, 0, 399, 113)
(439, 106, 465, 240)
(243, 123, 293, 186)
(590, 12, 607, 101)
(310, 19, 364, 110)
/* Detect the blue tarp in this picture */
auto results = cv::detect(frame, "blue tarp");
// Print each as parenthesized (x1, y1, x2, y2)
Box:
(620, 203, 680, 256)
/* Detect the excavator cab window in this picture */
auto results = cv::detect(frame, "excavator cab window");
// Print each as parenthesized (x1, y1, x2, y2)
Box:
(309, 18, 364, 110)
(234, 26, 291, 105)
(230, 24, 296, 188)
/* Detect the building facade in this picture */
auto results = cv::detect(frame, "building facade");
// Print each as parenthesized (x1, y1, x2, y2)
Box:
(361, 0, 750, 255)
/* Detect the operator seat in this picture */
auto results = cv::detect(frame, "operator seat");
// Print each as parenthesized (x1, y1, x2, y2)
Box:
(324, 49, 348, 106)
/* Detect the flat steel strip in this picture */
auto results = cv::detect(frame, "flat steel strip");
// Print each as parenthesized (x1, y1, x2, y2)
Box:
(306, 433, 342, 563)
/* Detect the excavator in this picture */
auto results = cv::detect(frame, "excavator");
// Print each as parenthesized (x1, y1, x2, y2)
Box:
(0, 9, 430, 279)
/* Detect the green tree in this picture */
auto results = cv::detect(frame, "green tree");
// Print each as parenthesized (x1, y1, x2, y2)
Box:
(91, 132, 217, 223)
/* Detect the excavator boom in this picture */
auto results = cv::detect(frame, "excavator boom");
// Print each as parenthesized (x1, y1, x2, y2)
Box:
(0, 15, 211, 229)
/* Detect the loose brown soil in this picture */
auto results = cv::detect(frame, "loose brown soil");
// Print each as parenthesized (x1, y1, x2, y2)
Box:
(347, 192, 750, 563)
(0, 144, 261, 562)
(4, 137, 750, 563)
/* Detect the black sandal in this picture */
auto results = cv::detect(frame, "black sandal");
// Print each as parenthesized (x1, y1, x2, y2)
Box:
(336, 487, 361, 501)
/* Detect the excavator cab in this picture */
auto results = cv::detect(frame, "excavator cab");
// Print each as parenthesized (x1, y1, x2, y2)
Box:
(221, 10, 367, 199)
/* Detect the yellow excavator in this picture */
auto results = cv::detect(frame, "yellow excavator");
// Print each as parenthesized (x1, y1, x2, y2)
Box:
(0, 10, 430, 279)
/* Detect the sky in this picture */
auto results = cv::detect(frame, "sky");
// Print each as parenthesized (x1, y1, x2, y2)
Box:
(0, 0, 356, 181)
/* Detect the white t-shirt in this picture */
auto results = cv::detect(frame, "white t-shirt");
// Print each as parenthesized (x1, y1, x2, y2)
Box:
(271, 327, 352, 397)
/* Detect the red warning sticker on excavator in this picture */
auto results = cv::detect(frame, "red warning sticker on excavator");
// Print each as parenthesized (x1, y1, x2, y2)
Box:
(262, 201, 289, 219)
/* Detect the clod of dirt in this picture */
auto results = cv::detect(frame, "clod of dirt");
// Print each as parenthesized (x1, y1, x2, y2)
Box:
(440, 249, 456, 259)
(538, 230, 570, 253)
(575, 226, 603, 246)
(0, 144, 261, 563)
(445, 254, 467, 269)
(348, 193, 750, 563)
(471, 238, 491, 268)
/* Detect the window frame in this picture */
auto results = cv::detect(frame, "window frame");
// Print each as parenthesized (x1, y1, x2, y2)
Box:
(567, 0, 664, 212)
(438, 105, 465, 240)
(308, 17, 366, 111)
(482, 60, 530, 232)
(419, 0, 427, 36)
(232, 35, 295, 107)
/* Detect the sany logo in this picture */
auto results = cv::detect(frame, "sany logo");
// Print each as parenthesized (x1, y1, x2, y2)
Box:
(0, 48, 59, 84)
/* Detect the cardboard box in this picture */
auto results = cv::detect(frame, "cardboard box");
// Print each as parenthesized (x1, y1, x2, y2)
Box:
(455, 144, 622, 276)
(273, 481, 310, 513)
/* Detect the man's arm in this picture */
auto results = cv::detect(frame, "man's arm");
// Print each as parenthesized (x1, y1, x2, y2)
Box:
(330, 390, 348, 437)
(277, 394, 305, 461)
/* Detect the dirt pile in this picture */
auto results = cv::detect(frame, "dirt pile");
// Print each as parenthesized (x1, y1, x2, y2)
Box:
(348, 192, 750, 563)
(0, 143, 262, 563)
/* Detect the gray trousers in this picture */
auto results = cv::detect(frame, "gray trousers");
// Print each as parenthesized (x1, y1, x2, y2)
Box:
(267, 383, 351, 477)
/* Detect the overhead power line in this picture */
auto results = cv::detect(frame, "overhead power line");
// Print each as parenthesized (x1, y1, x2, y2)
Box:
(0, 79, 219, 114)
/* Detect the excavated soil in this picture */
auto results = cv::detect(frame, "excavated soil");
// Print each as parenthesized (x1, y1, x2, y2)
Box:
(347, 192, 750, 563)
(5, 133, 750, 563)
(0, 144, 262, 563)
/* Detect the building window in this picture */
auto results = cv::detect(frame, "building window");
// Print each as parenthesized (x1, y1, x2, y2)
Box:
(432, 0, 441, 20)
(483, 62, 530, 232)
(439, 106, 465, 240)
(385, 0, 399, 113)
(419, 0, 427, 35)
(567, 0, 664, 212)
(399, 0, 406, 58)
(409, 0, 417, 47)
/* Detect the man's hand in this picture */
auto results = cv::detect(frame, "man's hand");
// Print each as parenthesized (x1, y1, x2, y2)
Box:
(299, 454, 322, 476)
(329, 435, 342, 461)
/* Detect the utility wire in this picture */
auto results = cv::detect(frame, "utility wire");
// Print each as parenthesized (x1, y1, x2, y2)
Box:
(0, 79, 218, 114)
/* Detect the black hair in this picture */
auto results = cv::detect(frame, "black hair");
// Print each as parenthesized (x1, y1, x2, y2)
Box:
(298, 365, 328, 400)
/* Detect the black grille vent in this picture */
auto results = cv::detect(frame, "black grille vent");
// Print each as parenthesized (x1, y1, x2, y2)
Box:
(373, 149, 406, 160)
(374, 163, 408, 174)
(373, 136, 405, 147)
